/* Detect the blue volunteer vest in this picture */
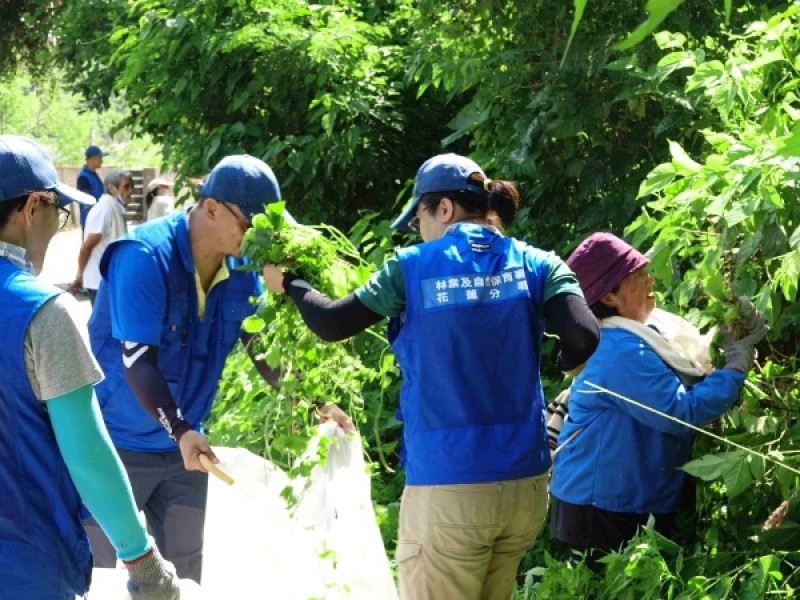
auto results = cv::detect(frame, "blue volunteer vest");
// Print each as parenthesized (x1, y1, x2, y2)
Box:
(0, 259, 92, 599)
(89, 211, 259, 451)
(77, 165, 104, 225)
(391, 223, 552, 485)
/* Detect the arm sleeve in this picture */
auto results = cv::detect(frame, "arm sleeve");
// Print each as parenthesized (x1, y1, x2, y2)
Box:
(241, 333, 281, 388)
(285, 278, 384, 341)
(122, 342, 192, 442)
(48, 385, 150, 562)
(543, 293, 600, 371)
(83, 201, 110, 236)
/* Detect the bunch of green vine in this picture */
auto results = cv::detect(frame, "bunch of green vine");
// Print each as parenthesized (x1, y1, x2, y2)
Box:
(211, 201, 399, 482)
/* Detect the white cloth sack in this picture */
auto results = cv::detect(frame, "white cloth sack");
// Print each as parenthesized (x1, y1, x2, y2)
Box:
(202, 425, 397, 599)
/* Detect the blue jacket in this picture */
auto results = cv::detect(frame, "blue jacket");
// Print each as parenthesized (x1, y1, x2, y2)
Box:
(0, 259, 92, 599)
(390, 224, 552, 485)
(89, 211, 261, 451)
(550, 326, 745, 513)
(77, 165, 104, 225)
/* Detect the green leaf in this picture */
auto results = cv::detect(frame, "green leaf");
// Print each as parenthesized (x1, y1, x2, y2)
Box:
(681, 453, 728, 481)
(241, 315, 265, 334)
(638, 163, 677, 197)
(561, 0, 589, 67)
(616, 0, 686, 51)
(669, 140, 701, 174)
(721, 451, 753, 498)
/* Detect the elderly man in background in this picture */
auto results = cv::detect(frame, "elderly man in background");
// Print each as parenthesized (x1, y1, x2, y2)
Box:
(68, 168, 133, 304)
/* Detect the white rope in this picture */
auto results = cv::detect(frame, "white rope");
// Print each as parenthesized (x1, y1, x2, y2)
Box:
(579, 380, 800, 478)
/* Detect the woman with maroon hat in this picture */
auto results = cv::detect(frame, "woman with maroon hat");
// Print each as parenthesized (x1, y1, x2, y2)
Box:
(549, 232, 768, 569)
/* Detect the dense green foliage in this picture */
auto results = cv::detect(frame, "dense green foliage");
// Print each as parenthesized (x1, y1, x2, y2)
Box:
(5, 0, 800, 595)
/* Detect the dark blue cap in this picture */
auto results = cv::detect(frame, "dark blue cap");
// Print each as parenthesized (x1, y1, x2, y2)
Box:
(1, 135, 96, 207)
(392, 153, 489, 232)
(85, 145, 108, 158)
(198, 155, 282, 220)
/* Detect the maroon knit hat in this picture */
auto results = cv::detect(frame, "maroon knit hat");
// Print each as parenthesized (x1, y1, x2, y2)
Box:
(566, 232, 650, 306)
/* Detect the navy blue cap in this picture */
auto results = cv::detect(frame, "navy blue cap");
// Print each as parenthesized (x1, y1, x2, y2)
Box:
(1, 135, 96, 207)
(392, 153, 489, 232)
(85, 145, 108, 158)
(198, 155, 282, 220)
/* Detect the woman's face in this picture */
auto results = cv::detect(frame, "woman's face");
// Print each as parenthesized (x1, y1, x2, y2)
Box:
(602, 266, 655, 323)
(415, 201, 446, 242)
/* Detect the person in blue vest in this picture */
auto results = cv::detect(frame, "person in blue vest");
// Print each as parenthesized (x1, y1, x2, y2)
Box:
(548, 232, 768, 570)
(85, 154, 353, 584)
(0, 134, 179, 599)
(76, 144, 107, 232)
(262, 153, 601, 600)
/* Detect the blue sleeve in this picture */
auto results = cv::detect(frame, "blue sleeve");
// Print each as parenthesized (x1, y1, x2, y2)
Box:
(577, 331, 745, 435)
(108, 243, 167, 346)
(48, 385, 150, 561)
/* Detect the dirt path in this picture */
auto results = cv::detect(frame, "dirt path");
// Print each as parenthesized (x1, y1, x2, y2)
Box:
(40, 227, 92, 323)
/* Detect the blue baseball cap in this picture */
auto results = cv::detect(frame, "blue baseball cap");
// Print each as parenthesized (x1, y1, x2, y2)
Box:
(391, 153, 490, 232)
(85, 145, 108, 158)
(1, 135, 96, 207)
(198, 154, 282, 220)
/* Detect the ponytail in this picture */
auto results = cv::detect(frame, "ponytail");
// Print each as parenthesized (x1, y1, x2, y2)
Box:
(466, 173, 520, 228)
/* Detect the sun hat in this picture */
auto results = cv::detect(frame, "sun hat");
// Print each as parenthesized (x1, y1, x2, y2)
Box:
(566, 232, 650, 306)
(197, 155, 281, 220)
(146, 177, 174, 195)
(392, 153, 489, 232)
(1, 135, 96, 207)
(85, 145, 108, 158)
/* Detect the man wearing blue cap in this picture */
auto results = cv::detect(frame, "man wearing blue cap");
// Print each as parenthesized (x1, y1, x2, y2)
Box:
(77, 144, 108, 232)
(0, 135, 179, 599)
(85, 154, 352, 582)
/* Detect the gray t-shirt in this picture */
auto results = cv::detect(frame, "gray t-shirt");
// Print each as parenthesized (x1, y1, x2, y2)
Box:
(24, 293, 103, 401)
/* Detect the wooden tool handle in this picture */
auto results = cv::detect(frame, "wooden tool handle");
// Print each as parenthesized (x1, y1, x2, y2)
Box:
(199, 453, 235, 486)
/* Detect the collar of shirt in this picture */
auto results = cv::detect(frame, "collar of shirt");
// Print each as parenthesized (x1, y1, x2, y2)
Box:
(445, 222, 502, 236)
(0, 240, 34, 273)
(194, 260, 230, 320)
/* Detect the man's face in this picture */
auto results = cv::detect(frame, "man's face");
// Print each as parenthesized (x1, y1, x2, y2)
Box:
(118, 176, 134, 204)
(87, 155, 103, 171)
(216, 200, 252, 258)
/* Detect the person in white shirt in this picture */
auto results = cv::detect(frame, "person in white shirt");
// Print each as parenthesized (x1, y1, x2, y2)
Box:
(145, 178, 175, 221)
(68, 169, 132, 303)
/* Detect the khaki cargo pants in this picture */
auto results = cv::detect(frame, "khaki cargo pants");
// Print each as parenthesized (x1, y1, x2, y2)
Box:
(396, 473, 549, 600)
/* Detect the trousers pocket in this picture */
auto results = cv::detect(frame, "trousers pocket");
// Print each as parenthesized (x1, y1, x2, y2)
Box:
(395, 540, 422, 565)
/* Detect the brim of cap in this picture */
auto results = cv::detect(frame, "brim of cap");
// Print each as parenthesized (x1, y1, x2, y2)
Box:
(391, 197, 420, 232)
(54, 182, 96, 207)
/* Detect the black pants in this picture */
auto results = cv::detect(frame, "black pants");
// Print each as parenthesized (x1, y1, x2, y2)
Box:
(549, 496, 680, 571)
(83, 447, 209, 583)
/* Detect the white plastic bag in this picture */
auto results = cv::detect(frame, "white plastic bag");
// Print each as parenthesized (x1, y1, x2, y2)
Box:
(202, 426, 397, 599)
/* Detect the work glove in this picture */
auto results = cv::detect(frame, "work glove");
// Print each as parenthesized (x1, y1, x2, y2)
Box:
(124, 545, 180, 600)
(719, 297, 768, 373)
